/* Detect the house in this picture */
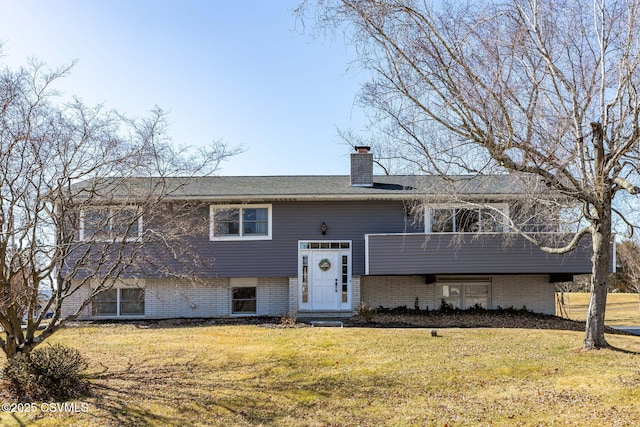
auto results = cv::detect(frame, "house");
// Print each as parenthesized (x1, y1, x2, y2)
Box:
(62, 147, 597, 320)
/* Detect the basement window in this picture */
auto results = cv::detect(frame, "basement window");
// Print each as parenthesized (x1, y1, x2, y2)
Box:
(231, 287, 257, 314)
(92, 288, 145, 317)
(440, 284, 489, 309)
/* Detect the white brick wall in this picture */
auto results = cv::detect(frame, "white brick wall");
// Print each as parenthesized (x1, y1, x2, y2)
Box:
(145, 278, 229, 319)
(288, 277, 298, 314)
(65, 277, 292, 320)
(361, 276, 435, 310)
(351, 276, 361, 311)
(491, 275, 555, 314)
(256, 277, 289, 316)
(63, 274, 556, 319)
(61, 283, 91, 319)
(361, 275, 555, 314)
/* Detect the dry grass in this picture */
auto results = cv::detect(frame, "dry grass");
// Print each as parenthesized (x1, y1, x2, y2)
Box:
(558, 292, 640, 325)
(1, 321, 639, 427)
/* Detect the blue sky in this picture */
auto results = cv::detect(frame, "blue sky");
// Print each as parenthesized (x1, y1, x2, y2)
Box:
(0, 1, 369, 176)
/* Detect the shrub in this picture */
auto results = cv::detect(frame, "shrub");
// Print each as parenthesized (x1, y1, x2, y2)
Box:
(3, 344, 89, 401)
(439, 299, 456, 313)
(357, 302, 375, 323)
(467, 303, 487, 313)
(280, 313, 297, 328)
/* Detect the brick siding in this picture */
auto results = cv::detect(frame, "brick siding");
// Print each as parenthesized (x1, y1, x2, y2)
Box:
(64, 274, 555, 319)
(361, 275, 555, 314)
(491, 275, 555, 314)
(361, 276, 434, 310)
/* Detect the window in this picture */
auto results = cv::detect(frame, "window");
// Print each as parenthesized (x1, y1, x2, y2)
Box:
(232, 287, 257, 314)
(441, 285, 462, 308)
(120, 288, 145, 315)
(299, 242, 350, 249)
(81, 207, 142, 241)
(440, 284, 489, 309)
(341, 255, 349, 303)
(92, 288, 145, 316)
(429, 206, 505, 233)
(302, 255, 309, 304)
(210, 205, 272, 240)
(92, 289, 117, 316)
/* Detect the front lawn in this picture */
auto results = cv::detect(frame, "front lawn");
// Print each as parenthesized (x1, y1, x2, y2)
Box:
(558, 292, 640, 325)
(1, 322, 639, 426)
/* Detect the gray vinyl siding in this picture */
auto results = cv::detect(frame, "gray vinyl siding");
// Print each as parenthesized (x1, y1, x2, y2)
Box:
(206, 200, 418, 277)
(67, 200, 417, 280)
(366, 233, 596, 275)
(111, 200, 416, 279)
(69, 198, 600, 280)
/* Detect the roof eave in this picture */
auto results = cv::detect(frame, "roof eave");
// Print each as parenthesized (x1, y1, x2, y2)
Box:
(161, 192, 536, 203)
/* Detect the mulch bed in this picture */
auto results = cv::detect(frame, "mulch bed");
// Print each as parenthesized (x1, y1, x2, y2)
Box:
(346, 311, 595, 331)
(69, 310, 631, 335)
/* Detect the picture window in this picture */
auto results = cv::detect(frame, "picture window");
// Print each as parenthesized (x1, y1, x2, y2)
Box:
(211, 205, 272, 240)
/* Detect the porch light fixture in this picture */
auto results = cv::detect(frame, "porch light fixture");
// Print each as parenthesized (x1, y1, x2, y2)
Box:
(320, 222, 328, 235)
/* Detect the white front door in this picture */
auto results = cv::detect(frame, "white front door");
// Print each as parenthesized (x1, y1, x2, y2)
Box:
(311, 251, 340, 310)
(298, 241, 352, 312)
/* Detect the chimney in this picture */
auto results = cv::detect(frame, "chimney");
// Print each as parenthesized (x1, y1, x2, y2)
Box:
(350, 146, 373, 187)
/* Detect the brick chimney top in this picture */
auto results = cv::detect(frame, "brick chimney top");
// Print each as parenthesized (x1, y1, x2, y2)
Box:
(350, 146, 373, 187)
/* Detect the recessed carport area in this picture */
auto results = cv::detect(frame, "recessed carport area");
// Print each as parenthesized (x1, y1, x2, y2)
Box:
(361, 233, 606, 315)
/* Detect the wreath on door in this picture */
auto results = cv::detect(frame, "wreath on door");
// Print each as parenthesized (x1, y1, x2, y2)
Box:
(318, 258, 332, 271)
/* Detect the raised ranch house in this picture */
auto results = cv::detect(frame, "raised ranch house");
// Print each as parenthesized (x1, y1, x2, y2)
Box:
(63, 147, 598, 320)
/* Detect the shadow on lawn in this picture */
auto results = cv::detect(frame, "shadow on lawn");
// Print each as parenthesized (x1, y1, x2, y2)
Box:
(606, 344, 640, 355)
(86, 360, 196, 427)
(82, 354, 405, 427)
(85, 356, 307, 427)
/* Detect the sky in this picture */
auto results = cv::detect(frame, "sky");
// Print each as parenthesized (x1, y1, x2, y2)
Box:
(0, 0, 370, 176)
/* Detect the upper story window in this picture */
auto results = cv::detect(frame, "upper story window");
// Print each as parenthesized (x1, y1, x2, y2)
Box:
(210, 204, 272, 241)
(80, 207, 142, 241)
(428, 204, 507, 233)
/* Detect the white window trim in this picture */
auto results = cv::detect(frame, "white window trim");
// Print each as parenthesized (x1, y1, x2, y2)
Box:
(209, 204, 272, 241)
(80, 206, 143, 242)
(425, 203, 509, 233)
(91, 287, 146, 318)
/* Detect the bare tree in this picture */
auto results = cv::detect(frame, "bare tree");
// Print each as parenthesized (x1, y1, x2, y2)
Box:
(616, 238, 640, 307)
(0, 53, 239, 359)
(300, 0, 640, 349)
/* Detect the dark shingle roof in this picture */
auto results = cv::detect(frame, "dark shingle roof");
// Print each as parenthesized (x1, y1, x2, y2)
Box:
(73, 174, 538, 202)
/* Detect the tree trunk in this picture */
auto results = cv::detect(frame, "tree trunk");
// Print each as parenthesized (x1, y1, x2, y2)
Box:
(3, 326, 22, 360)
(583, 207, 612, 349)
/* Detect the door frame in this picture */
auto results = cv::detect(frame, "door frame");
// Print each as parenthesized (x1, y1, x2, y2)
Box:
(298, 240, 352, 311)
